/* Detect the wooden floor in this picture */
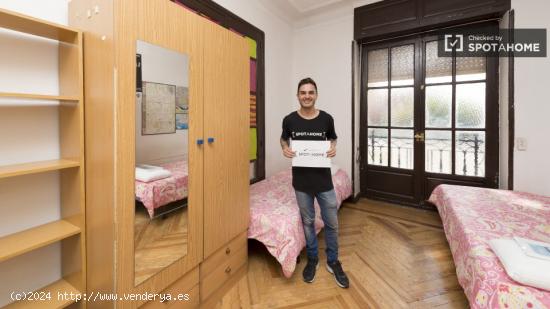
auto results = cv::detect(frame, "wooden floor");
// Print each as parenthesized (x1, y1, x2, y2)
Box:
(134, 206, 189, 285)
(214, 199, 469, 308)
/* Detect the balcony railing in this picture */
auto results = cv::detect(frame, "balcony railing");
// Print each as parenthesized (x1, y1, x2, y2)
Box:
(367, 133, 485, 177)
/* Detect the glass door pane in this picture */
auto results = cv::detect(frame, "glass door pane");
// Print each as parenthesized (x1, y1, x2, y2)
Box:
(391, 88, 414, 127)
(368, 49, 388, 87)
(425, 130, 452, 174)
(425, 41, 452, 84)
(425, 85, 452, 128)
(456, 131, 486, 176)
(367, 89, 388, 126)
(367, 128, 388, 166)
(456, 83, 485, 129)
(390, 129, 414, 169)
(456, 57, 486, 81)
(391, 45, 414, 86)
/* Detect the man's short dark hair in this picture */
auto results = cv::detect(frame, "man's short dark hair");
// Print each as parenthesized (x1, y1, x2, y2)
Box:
(297, 77, 317, 94)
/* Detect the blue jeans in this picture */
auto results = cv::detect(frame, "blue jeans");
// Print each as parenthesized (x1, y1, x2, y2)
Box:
(295, 189, 339, 264)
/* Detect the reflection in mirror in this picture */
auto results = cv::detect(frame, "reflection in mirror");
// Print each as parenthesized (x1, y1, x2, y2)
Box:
(134, 40, 189, 286)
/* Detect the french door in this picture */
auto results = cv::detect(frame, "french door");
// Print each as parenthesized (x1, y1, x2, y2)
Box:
(359, 27, 499, 206)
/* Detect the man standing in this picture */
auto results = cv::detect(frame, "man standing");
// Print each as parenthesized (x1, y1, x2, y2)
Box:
(280, 77, 349, 288)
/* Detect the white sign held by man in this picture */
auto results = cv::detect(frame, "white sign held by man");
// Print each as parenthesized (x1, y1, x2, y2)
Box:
(291, 140, 331, 168)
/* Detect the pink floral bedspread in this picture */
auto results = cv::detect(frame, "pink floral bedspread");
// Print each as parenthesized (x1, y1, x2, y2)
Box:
(429, 185, 550, 308)
(135, 160, 188, 218)
(248, 169, 352, 278)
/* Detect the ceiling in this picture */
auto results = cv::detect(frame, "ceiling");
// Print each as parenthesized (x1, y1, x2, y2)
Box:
(258, 0, 380, 27)
(288, 0, 346, 13)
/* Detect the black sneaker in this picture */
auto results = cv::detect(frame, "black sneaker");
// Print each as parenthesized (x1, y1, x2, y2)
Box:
(302, 257, 319, 283)
(326, 260, 349, 288)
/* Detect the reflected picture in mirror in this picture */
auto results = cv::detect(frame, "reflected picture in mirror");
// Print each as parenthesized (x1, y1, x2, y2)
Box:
(134, 40, 189, 286)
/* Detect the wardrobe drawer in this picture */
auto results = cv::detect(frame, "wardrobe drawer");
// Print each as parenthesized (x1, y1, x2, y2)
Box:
(141, 268, 200, 309)
(201, 231, 247, 274)
(200, 241, 247, 301)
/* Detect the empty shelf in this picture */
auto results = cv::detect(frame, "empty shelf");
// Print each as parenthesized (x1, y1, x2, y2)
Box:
(0, 220, 81, 263)
(0, 159, 80, 179)
(0, 92, 79, 106)
(0, 8, 79, 43)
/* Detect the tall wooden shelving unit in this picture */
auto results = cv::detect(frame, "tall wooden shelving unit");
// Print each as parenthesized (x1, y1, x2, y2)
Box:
(0, 8, 85, 309)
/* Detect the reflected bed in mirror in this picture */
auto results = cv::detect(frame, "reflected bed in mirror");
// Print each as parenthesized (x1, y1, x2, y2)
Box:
(134, 40, 190, 286)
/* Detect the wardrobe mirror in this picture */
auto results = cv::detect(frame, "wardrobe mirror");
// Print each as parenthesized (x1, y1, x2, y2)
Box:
(134, 40, 190, 286)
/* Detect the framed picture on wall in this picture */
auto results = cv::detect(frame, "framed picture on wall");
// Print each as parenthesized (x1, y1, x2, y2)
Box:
(142, 81, 176, 135)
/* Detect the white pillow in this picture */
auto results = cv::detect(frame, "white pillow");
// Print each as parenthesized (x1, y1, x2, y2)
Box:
(135, 165, 172, 182)
(330, 164, 340, 176)
(489, 238, 550, 291)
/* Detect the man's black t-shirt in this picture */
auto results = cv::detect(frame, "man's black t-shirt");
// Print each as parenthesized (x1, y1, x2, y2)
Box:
(281, 110, 337, 193)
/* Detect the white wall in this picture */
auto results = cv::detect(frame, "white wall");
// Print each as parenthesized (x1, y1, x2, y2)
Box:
(511, 0, 550, 195)
(0, 0, 68, 24)
(136, 40, 189, 165)
(292, 15, 354, 179)
(0, 1, 70, 306)
(212, 0, 294, 177)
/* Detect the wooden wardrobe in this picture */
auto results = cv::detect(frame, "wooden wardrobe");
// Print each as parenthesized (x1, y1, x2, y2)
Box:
(69, 0, 249, 308)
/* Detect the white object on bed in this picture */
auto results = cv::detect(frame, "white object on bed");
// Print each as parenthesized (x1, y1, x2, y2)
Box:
(135, 164, 172, 182)
(489, 238, 550, 291)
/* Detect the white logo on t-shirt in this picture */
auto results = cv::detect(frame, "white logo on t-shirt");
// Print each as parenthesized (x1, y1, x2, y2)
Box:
(292, 131, 326, 138)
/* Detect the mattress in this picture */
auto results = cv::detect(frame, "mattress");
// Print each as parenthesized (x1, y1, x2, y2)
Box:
(429, 184, 550, 308)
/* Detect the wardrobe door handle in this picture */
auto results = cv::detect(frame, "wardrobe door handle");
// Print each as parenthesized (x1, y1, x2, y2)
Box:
(225, 266, 232, 274)
(197, 139, 204, 145)
(208, 137, 215, 144)
(225, 247, 231, 255)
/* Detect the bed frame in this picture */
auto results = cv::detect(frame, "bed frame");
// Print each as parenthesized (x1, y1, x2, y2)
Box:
(135, 197, 188, 219)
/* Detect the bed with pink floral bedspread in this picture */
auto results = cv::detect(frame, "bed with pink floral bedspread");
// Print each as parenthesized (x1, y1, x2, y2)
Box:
(429, 184, 550, 308)
(249, 168, 352, 278)
(135, 160, 189, 218)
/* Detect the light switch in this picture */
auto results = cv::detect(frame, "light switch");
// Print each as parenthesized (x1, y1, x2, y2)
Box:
(516, 137, 527, 151)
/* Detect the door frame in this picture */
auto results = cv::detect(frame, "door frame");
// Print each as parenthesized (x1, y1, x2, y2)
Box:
(359, 23, 500, 207)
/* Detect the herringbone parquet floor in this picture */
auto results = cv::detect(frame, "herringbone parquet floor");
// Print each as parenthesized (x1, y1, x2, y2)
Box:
(215, 199, 468, 308)
(134, 206, 189, 285)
